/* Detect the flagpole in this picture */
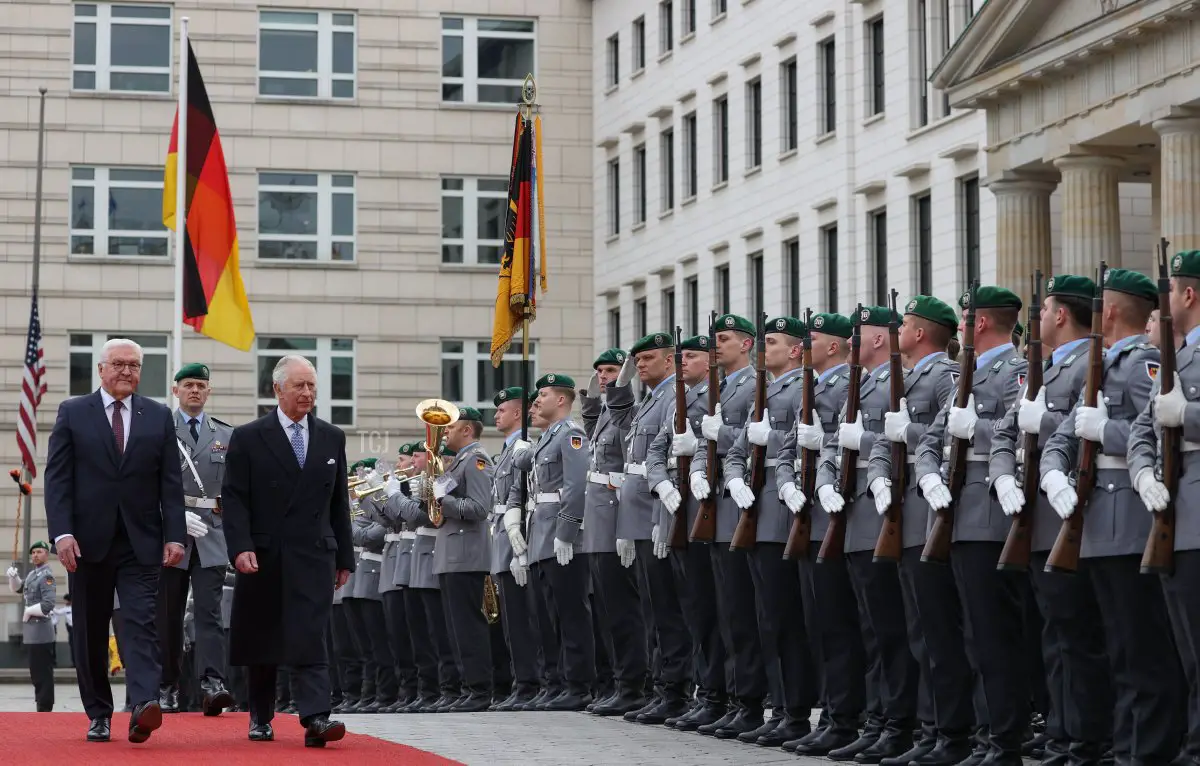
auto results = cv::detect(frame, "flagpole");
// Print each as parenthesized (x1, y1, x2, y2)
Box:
(21, 86, 47, 574)
(172, 17, 189, 409)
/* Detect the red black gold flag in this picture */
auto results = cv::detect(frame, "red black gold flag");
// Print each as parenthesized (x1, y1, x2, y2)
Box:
(491, 114, 536, 366)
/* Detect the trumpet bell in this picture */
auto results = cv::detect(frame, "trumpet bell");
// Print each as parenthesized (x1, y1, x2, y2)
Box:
(415, 399, 460, 429)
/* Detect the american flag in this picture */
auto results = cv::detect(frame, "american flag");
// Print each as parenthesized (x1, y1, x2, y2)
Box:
(17, 294, 47, 477)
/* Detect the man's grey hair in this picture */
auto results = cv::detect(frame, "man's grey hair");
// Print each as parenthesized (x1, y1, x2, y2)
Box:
(100, 338, 143, 364)
(272, 354, 316, 386)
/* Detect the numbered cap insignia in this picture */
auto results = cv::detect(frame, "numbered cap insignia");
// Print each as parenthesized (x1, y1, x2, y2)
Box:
(547, 373, 556, 383)
(698, 337, 708, 348)
(776, 318, 786, 330)
(860, 308, 870, 322)
(813, 316, 825, 328)
(724, 316, 735, 328)
(906, 298, 917, 312)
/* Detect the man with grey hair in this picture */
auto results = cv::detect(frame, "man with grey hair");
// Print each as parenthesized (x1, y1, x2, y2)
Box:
(222, 354, 355, 747)
(46, 336, 187, 743)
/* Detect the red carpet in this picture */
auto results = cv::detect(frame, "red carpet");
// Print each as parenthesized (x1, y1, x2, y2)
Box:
(0, 711, 463, 765)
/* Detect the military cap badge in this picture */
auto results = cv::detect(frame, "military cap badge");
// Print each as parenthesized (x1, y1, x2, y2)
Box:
(860, 308, 870, 323)
(1103, 269, 1112, 284)
(906, 298, 917, 312)
(698, 337, 708, 348)
(960, 291, 971, 308)
(498, 390, 508, 401)
(776, 318, 786, 330)
(813, 316, 825, 329)
(547, 373, 556, 383)
(1174, 253, 1184, 272)
(1046, 277, 1055, 292)
(616, 352, 625, 363)
(724, 316, 735, 328)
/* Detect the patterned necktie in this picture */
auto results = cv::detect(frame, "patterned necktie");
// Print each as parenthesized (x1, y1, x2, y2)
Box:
(188, 417, 199, 443)
(289, 422, 305, 468)
(111, 399, 125, 455)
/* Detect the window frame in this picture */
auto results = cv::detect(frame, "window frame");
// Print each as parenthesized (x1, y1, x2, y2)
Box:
(440, 339, 538, 424)
(256, 171, 357, 262)
(608, 308, 622, 348)
(607, 158, 621, 236)
(256, 336, 357, 426)
(745, 77, 762, 170)
(818, 36, 837, 134)
(69, 332, 170, 402)
(606, 32, 620, 87)
(713, 96, 729, 186)
(685, 276, 700, 335)
(441, 176, 508, 266)
(441, 16, 538, 106)
(659, 1, 674, 55)
(662, 287, 677, 331)
(632, 16, 646, 72)
(823, 224, 839, 312)
(914, 0, 929, 128)
(634, 297, 648, 339)
(256, 9, 357, 101)
(681, 0, 696, 37)
(784, 238, 800, 318)
(660, 128, 676, 212)
(633, 143, 648, 226)
(69, 166, 170, 259)
(715, 264, 731, 314)
(867, 16, 885, 117)
(71, 3, 173, 95)
(961, 175, 981, 290)
(748, 251, 764, 320)
(682, 111, 698, 200)
(780, 57, 798, 153)
(870, 209, 888, 305)
(915, 193, 933, 295)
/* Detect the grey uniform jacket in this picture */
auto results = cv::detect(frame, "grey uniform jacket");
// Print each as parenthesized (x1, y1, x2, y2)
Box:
(511, 418, 589, 563)
(867, 353, 960, 549)
(776, 365, 851, 543)
(1128, 335, 1200, 553)
(580, 384, 635, 554)
(622, 377, 681, 541)
(380, 486, 417, 587)
(18, 563, 56, 644)
(433, 443, 494, 575)
(490, 439, 526, 574)
(173, 410, 233, 569)
(365, 491, 402, 595)
(690, 366, 760, 543)
(725, 369, 806, 544)
(391, 491, 440, 590)
(1041, 335, 1160, 558)
(351, 504, 387, 600)
(915, 346, 1027, 543)
(647, 381, 709, 540)
(990, 340, 1092, 552)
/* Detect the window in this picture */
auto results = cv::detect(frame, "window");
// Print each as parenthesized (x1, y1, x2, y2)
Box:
(662, 287, 677, 331)
(258, 10, 356, 99)
(715, 264, 730, 314)
(634, 298, 648, 339)
(682, 111, 698, 199)
(781, 58, 798, 153)
(682, 0, 696, 36)
(713, 96, 729, 185)
(915, 0, 928, 128)
(633, 144, 647, 226)
(608, 308, 622, 348)
(745, 78, 762, 170)
(72, 3, 171, 93)
(685, 276, 700, 335)
(915, 194, 933, 295)
(632, 17, 646, 71)
(823, 225, 839, 311)
(660, 128, 676, 211)
(961, 176, 981, 290)
(257, 172, 355, 261)
(442, 177, 507, 265)
(607, 158, 621, 236)
(69, 333, 169, 401)
(748, 252, 764, 320)
(659, 1, 674, 55)
(867, 17, 885, 116)
(713, 0, 727, 17)
(818, 37, 837, 134)
(870, 210, 888, 305)
(441, 340, 537, 423)
(785, 239, 800, 318)
(442, 16, 536, 104)
(70, 167, 168, 257)
(257, 337, 356, 425)
(606, 33, 620, 87)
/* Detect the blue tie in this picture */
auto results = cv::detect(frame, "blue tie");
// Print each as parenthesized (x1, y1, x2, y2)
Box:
(289, 422, 305, 468)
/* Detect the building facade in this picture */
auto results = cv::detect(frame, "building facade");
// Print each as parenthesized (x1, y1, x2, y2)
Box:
(0, 0, 592, 556)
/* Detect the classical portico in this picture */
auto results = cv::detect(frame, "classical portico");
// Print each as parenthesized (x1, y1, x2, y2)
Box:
(935, 0, 1200, 302)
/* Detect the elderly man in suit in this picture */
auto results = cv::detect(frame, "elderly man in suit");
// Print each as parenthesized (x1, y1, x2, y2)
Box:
(45, 337, 187, 743)
(221, 355, 354, 747)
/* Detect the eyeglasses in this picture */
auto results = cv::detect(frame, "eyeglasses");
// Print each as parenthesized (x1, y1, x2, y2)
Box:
(105, 362, 142, 372)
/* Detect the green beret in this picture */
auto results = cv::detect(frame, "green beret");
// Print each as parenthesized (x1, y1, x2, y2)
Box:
(809, 312, 853, 339)
(536, 372, 576, 391)
(1172, 251, 1200, 280)
(765, 316, 806, 337)
(630, 332, 674, 356)
(29, 540, 48, 553)
(174, 363, 210, 382)
(418, 441, 454, 457)
(1103, 267, 1156, 302)
(348, 459, 364, 472)
(714, 313, 756, 337)
(592, 348, 627, 368)
(679, 334, 711, 352)
(1045, 274, 1096, 301)
(1013, 322, 1024, 339)
(458, 406, 483, 422)
(360, 457, 378, 469)
(398, 442, 416, 457)
(963, 286, 1022, 311)
(855, 306, 892, 328)
(904, 295, 958, 329)
(493, 386, 524, 407)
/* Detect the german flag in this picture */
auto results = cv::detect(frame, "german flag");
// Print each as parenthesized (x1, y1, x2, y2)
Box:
(490, 115, 536, 366)
(163, 41, 255, 351)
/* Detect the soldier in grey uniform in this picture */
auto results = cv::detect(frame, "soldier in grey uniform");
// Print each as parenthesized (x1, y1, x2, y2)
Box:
(724, 315, 817, 748)
(7, 541, 57, 711)
(334, 461, 375, 713)
(687, 313, 767, 739)
(156, 362, 235, 716)
(372, 444, 418, 712)
(915, 286, 1029, 766)
(812, 306, 923, 760)
(648, 333, 729, 731)
(989, 274, 1113, 764)
(1042, 268, 1183, 766)
(221, 568, 247, 711)
(507, 373, 594, 711)
(329, 473, 363, 715)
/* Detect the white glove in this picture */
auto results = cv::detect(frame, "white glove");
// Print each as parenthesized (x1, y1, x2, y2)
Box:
(553, 538, 574, 566)
(869, 477, 891, 516)
(385, 476, 404, 497)
(838, 413, 865, 451)
(1073, 394, 1109, 443)
(433, 481, 447, 501)
(364, 469, 381, 486)
(671, 424, 698, 457)
(617, 354, 637, 386)
(511, 439, 532, 457)
(746, 419, 772, 447)
(690, 471, 710, 500)
(795, 413, 825, 450)
(509, 554, 529, 587)
(918, 473, 952, 510)
(1018, 389, 1047, 435)
(1040, 469, 1077, 520)
(652, 526, 668, 559)
(6, 566, 20, 592)
(22, 604, 43, 622)
(654, 480, 682, 514)
(587, 372, 601, 398)
(727, 477, 755, 509)
(1135, 468, 1171, 512)
(884, 399, 911, 443)
(946, 394, 978, 441)
(616, 538, 636, 568)
(503, 507, 527, 557)
(779, 483, 805, 514)
(994, 474, 1024, 517)
(184, 510, 209, 538)
(1155, 374, 1188, 428)
(700, 405, 723, 441)
(818, 483, 844, 514)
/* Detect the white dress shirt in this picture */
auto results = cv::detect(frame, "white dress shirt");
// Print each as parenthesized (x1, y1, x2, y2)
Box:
(276, 406, 309, 461)
(100, 387, 132, 452)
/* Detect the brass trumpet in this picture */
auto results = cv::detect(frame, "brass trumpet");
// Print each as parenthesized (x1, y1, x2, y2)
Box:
(416, 399, 460, 527)
(353, 472, 391, 499)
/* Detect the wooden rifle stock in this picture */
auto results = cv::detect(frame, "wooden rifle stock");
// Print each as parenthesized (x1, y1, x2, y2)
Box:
(784, 309, 816, 560)
(669, 326, 690, 550)
(689, 311, 720, 542)
(1142, 239, 1178, 574)
(817, 305, 863, 563)
(874, 291, 905, 563)
(730, 312, 769, 551)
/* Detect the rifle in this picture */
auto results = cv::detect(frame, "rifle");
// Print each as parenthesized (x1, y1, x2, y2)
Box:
(874, 291, 905, 563)
(1045, 262, 1106, 574)
(997, 271, 1044, 571)
(669, 325, 690, 550)
(783, 309, 816, 560)
(817, 305, 863, 563)
(730, 312, 769, 551)
(922, 281, 978, 564)
(689, 311, 720, 542)
(1142, 239, 1178, 574)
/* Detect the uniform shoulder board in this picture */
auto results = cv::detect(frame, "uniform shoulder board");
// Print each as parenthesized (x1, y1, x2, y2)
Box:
(1136, 342, 1154, 351)
(1062, 353, 1078, 366)
(828, 374, 840, 385)
(949, 371, 960, 386)
(211, 417, 234, 429)
(1146, 361, 1161, 381)
(1008, 358, 1021, 366)
(878, 370, 890, 381)
(992, 359, 1005, 372)
(697, 384, 708, 394)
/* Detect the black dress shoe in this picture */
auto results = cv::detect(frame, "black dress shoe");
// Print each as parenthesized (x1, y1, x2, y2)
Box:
(331, 697, 357, 714)
(430, 695, 459, 712)
(158, 685, 180, 714)
(856, 727, 915, 763)
(527, 687, 551, 709)
(544, 691, 592, 711)
(757, 716, 812, 748)
(714, 708, 765, 739)
(829, 730, 882, 761)
(675, 701, 722, 730)
(1023, 731, 1051, 758)
(623, 697, 660, 722)
(957, 740, 991, 766)
(639, 697, 690, 725)
(449, 693, 492, 713)
(697, 708, 739, 736)
(201, 678, 234, 717)
(665, 700, 700, 728)
(304, 716, 346, 748)
(793, 726, 860, 755)
(357, 700, 384, 714)
(880, 734, 936, 765)
(248, 721, 274, 741)
(911, 737, 974, 766)
(282, 702, 298, 715)
(405, 696, 440, 713)
(128, 700, 163, 744)
(737, 715, 781, 743)
(87, 717, 111, 742)
(593, 690, 650, 717)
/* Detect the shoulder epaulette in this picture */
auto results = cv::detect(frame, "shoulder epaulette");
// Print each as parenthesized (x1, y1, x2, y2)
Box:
(1008, 358, 1022, 366)
(1135, 342, 1154, 351)
(878, 370, 890, 381)
(211, 417, 234, 428)
(827, 374, 840, 385)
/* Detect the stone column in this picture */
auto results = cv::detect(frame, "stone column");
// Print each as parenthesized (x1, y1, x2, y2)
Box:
(985, 172, 1055, 303)
(1153, 116, 1200, 252)
(1053, 154, 1124, 274)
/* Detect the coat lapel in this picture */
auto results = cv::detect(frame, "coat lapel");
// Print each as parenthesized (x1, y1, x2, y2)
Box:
(261, 407, 302, 477)
(89, 391, 120, 467)
(120, 394, 149, 469)
(302, 412, 323, 476)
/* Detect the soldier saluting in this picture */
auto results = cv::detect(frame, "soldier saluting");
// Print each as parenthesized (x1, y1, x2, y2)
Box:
(7, 541, 56, 711)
